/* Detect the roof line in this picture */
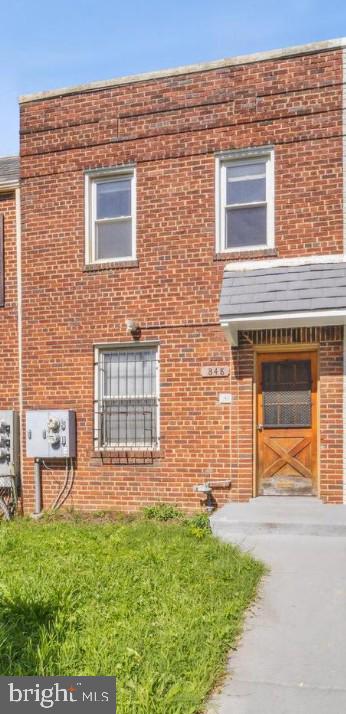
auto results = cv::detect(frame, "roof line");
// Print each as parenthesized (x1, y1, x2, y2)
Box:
(0, 181, 19, 191)
(19, 37, 346, 105)
(224, 254, 346, 272)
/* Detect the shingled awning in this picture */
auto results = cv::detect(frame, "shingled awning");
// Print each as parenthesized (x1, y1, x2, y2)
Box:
(219, 257, 346, 345)
(0, 156, 19, 188)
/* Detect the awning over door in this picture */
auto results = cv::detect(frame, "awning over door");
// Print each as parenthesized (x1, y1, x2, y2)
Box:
(219, 257, 346, 345)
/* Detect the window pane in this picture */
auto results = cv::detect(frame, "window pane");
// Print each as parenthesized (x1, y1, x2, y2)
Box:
(102, 400, 157, 447)
(97, 179, 131, 219)
(262, 361, 311, 427)
(226, 205, 267, 248)
(99, 347, 158, 449)
(103, 350, 156, 398)
(227, 177, 266, 205)
(96, 220, 132, 260)
(227, 162, 266, 179)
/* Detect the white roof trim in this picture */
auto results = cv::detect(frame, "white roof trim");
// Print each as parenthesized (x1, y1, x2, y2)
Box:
(0, 180, 19, 192)
(19, 37, 346, 104)
(224, 254, 346, 272)
(221, 309, 346, 346)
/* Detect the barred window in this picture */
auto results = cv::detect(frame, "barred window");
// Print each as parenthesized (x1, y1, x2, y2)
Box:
(94, 346, 159, 450)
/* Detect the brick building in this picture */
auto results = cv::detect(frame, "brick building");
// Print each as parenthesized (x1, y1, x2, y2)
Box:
(3, 37, 346, 513)
(0, 157, 20, 422)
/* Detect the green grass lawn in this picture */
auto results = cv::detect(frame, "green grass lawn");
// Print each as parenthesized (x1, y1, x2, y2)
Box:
(0, 510, 264, 713)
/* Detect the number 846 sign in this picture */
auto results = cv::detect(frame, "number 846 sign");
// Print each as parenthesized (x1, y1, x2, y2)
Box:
(201, 366, 230, 377)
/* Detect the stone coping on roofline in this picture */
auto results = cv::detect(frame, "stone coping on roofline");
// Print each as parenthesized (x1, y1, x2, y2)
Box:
(19, 37, 346, 104)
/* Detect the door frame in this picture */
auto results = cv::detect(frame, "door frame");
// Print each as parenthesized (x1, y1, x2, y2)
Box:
(253, 344, 320, 497)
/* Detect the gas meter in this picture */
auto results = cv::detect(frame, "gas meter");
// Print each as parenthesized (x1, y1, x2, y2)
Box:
(0, 410, 20, 478)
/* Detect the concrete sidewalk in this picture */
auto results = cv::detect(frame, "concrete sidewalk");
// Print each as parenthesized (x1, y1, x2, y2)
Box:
(208, 498, 346, 714)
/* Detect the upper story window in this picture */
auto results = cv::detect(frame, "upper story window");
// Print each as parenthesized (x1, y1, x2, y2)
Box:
(216, 148, 274, 253)
(85, 166, 136, 264)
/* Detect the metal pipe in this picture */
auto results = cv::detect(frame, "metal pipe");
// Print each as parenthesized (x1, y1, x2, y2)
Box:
(15, 187, 24, 516)
(34, 459, 42, 516)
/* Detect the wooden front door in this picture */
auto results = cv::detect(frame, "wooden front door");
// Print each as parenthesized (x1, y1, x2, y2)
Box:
(256, 351, 318, 496)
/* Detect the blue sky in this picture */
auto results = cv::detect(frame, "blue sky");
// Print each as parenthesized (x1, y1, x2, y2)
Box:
(1, 0, 346, 155)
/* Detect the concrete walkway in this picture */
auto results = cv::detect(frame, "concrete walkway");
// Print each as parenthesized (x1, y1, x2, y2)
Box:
(208, 498, 346, 714)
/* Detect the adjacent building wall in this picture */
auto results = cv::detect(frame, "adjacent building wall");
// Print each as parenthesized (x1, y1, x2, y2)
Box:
(0, 188, 19, 415)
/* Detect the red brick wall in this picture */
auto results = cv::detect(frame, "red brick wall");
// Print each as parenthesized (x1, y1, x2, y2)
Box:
(0, 190, 19, 412)
(20, 323, 233, 513)
(320, 335, 344, 503)
(19, 47, 345, 511)
(229, 342, 254, 501)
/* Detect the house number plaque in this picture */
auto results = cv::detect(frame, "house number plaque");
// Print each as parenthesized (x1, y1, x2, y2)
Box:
(201, 366, 230, 377)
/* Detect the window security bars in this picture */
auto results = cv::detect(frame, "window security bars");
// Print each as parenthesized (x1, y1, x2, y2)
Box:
(94, 348, 159, 450)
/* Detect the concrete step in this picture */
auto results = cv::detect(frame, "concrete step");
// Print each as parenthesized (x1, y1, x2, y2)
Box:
(211, 497, 346, 537)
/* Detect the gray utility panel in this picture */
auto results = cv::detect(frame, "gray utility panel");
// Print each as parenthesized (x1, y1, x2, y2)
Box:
(26, 410, 76, 458)
(0, 410, 20, 477)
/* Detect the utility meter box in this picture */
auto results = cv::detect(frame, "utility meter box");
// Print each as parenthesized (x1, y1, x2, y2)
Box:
(26, 410, 76, 459)
(0, 410, 20, 478)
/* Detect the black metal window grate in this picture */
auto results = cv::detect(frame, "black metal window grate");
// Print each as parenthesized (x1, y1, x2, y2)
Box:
(262, 360, 312, 428)
(95, 348, 159, 450)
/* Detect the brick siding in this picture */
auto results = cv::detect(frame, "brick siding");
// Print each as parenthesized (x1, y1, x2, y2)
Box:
(17, 46, 345, 510)
(0, 191, 19, 413)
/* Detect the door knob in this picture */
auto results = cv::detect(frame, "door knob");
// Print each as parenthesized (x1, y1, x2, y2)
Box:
(257, 423, 263, 431)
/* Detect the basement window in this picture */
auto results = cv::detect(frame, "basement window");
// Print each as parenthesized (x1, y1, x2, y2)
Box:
(216, 147, 274, 253)
(86, 167, 136, 264)
(94, 345, 159, 450)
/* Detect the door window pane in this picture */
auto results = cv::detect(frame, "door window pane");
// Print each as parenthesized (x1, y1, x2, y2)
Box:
(262, 360, 312, 427)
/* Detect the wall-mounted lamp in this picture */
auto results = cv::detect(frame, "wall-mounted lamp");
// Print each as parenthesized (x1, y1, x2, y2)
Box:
(125, 319, 141, 339)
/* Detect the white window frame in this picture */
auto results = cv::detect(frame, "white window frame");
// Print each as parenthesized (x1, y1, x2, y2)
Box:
(215, 147, 275, 254)
(85, 165, 136, 265)
(94, 342, 160, 452)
